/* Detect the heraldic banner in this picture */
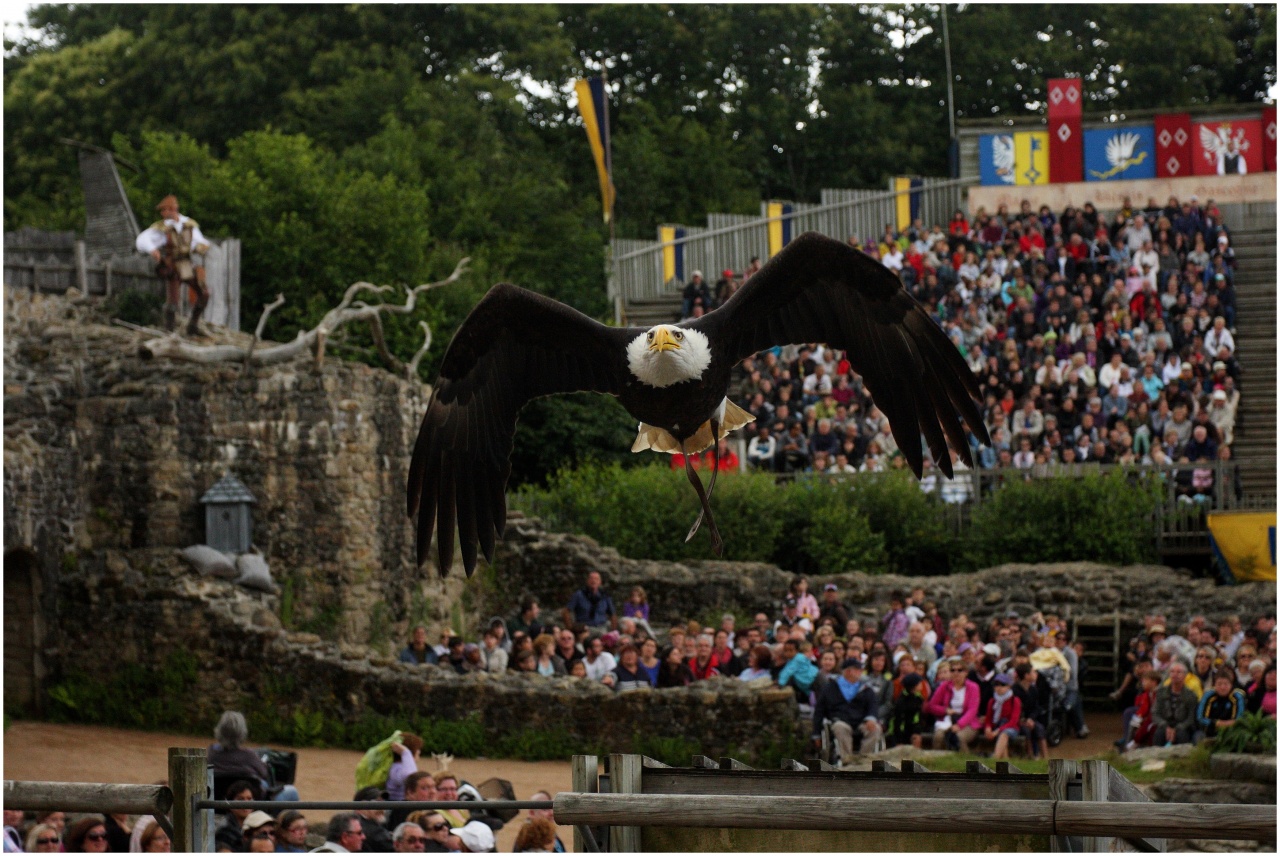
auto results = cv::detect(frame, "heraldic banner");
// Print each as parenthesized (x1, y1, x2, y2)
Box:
(1207, 511, 1277, 583)
(1155, 113, 1193, 178)
(1192, 119, 1263, 175)
(1013, 131, 1049, 185)
(1047, 78, 1083, 183)
(979, 134, 1016, 186)
(1084, 126, 1156, 182)
(1264, 106, 1276, 172)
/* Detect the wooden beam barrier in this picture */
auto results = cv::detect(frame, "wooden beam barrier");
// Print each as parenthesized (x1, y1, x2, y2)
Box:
(552, 793, 1276, 841)
(3, 780, 172, 815)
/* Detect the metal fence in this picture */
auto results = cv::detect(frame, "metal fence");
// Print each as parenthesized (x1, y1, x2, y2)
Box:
(610, 177, 977, 307)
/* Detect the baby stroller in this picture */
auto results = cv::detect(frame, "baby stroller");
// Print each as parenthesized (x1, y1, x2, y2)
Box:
(1037, 664, 1070, 747)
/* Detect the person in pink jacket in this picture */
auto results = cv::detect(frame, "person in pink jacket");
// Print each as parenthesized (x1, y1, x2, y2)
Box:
(924, 657, 982, 752)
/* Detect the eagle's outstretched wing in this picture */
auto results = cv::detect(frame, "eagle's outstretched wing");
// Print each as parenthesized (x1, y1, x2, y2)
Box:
(408, 283, 633, 575)
(688, 232, 989, 479)
(1200, 124, 1226, 156)
(993, 135, 1015, 182)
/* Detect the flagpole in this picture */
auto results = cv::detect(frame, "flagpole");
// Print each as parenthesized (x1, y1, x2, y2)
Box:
(601, 69, 623, 326)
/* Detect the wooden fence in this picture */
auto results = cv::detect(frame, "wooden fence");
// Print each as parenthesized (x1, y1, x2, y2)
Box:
(4, 749, 1274, 852)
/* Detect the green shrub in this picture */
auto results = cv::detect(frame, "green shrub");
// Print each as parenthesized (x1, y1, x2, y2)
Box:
(1211, 711, 1276, 754)
(803, 501, 888, 574)
(964, 469, 1161, 567)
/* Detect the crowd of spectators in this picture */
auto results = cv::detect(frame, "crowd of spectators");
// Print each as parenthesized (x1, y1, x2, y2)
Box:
(391, 571, 1277, 768)
(676, 196, 1247, 501)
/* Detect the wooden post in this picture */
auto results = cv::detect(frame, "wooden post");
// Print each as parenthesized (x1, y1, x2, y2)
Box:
(1079, 759, 1111, 853)
(966, 760, 993, 774)
(2, 781, 171, 814)
(169, 747, 207, 853)
(571, 755, 599, 854)
(103, 259, 113, 297)
(1048, 759, 1079, 853)
(74, 241, 88, 294)
(608, 754, 643, 853)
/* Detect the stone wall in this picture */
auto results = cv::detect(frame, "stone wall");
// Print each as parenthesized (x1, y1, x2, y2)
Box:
(495, 514, 1275, 631)
(3, 288, 472, 655)
(50, 548, 799, 760)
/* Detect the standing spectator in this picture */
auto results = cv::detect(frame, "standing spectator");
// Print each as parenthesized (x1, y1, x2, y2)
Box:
(1055, 631, 1089, 738)
(812, 656, 883, 765)
(1013, 663, 1050, 758)
(681, 271, 712, 318)
(1153, 661, 1200, 745)
(386, 733, 424, 801)
(399, 625, 439, 666)
(818, 583, 849, 630)
(790, 576, 821, 623)
(881, 592, 911, 650)
(564, 571, 615, 629)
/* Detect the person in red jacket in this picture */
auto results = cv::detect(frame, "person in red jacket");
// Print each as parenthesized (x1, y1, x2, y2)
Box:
(981, 673, 1024, 759)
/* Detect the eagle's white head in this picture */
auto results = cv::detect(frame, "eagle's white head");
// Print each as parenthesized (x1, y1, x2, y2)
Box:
(626, 324, 712, 388)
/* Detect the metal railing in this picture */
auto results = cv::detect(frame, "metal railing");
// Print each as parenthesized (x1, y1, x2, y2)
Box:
(610, 176, 977, 307)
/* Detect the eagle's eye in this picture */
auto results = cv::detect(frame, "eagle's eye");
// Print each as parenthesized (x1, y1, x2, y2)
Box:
(647, 331, 654, 340)
(674, 331, 684, 341)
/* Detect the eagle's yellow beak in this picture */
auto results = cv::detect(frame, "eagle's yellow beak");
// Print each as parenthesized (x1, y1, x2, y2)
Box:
(649, 327, 681, 353)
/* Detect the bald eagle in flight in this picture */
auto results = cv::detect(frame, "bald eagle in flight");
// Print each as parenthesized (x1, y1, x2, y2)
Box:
(409, 232, 989, 576)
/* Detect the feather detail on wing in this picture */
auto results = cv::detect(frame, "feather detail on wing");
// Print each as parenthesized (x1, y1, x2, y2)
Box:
(1199, 124, 1226, 156)
(408, 283, 632, 575)
(1106, 132, 1140, 167)
(688, 232, 989, 479)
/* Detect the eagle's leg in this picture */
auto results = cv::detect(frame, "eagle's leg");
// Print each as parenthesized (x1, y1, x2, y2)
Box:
(682, 419, 724, 556)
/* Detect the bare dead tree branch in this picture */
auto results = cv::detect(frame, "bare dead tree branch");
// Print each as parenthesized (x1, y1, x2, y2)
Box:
(242, 293, 285, 372)
(139, 257, 470, 366)
(406, 321, 433, 381)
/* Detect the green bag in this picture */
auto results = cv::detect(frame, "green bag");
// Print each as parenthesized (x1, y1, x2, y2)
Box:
(355, 730, 402, 792)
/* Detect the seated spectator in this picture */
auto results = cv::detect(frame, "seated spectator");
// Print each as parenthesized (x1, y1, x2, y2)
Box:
(513, 817, 558, 853)
(529, 633, 565, 677)
(215, 779, 259, 852)
(508, 597, 544, 641)
(446, 821, 495, 854)
(638, 637, 662, 685)
(583, 635, 617, 686)
(1247, 664, 1276, 717)
(978, 673, 1023, 759)
(392, 822, 428, 853)
(4, 809, 25, 853)
(687, 634, 720, 681)
(275, 810, 310, 853)
(612, 643, 652, 691)
(710, 629, 740, 676)
(747, 424, 778, 471)
(738, 645, 775, 681)
(242, 811, 277, 853)
(925, 658, 983, 752)
(313, 813, 365, 853)
(400, 625, 439, 666)
(64, 816, 109, 854)
(387, 772, 437, 831)
(433, 774, 468, 829)
(563, 571, 615, 629)
(1197, 670, 1248, 742)
(621, 586, 650, 622)
(657, 644, 694, 688)
(480, 629, 508, 673)
(209, 710, 300, 801)
(1013, 663, 1050, 758)
(1153, 661, 1200, 745)
(812, 656, 883, 764)
(138, 817, 171, 853)
(351, 786, 394, 852)
(777, 639, 819, 701)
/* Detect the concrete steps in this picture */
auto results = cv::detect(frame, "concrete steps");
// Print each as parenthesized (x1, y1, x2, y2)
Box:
(1225, 223, 1276, 501)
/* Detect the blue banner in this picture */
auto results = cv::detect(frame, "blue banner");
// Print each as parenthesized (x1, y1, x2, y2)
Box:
(1084, 126, 1156, 181)
(979, 134, 1016, 186)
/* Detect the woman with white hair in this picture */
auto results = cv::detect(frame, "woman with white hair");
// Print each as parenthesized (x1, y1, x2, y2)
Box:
(208, 710, 300, 801)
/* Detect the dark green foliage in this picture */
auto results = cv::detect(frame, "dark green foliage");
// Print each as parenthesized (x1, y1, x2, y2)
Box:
(46, 649, 200, 730)
(964, 470, 1162, 568)
(1211, 711, 1277, 754)
(104, 287, 163, 328)
(515, 462, 1165, 571)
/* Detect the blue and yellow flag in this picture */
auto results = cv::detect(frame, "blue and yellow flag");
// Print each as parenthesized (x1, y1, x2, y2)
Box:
(766, 202, 793, 258)
(894, 177, 923, 233)
(575, 77, 616, 224)
(1208, 511, 1277, 582)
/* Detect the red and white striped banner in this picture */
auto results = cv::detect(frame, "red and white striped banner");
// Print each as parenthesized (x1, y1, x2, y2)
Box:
(1155, 113, 1193, 178)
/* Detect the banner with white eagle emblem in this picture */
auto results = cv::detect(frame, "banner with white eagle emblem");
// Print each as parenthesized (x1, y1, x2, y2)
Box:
(1083, 126, 1156, 181)
(1192, 120, 1263, 175)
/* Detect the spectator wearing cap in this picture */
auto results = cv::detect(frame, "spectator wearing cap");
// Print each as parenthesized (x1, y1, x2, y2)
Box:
(352, 786, 395, 853)
(447, 820, 495, 853)
(242, 811, 277, 853)
(813, 656, 883, 764)
(818, 583, 849, 630)
(925, 657, 983, 752)
(714, 269, 737, 306)
(681, 271, 711, 319)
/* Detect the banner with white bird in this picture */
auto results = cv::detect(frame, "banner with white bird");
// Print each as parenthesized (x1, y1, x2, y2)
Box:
(1192, 119, 1264, 176)
(1083, 126, 1156, 181)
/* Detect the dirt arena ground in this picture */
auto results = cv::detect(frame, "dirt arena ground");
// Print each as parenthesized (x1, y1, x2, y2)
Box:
(4, 714, 1124, 851)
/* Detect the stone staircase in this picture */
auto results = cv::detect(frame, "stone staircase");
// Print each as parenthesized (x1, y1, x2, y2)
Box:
(624, 295, 682, 328)
(1226, 216, 1277, 502)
